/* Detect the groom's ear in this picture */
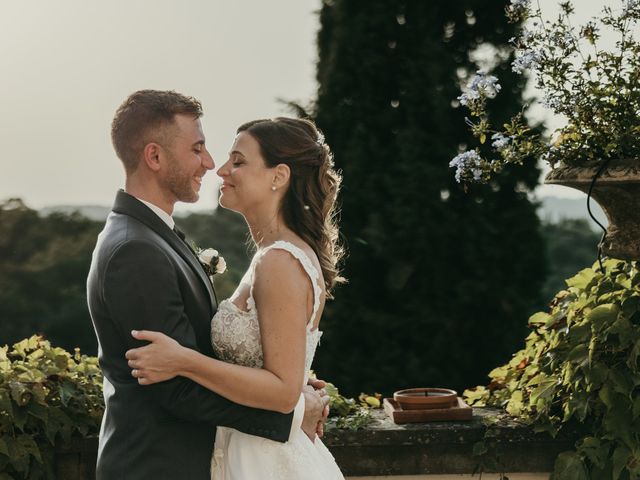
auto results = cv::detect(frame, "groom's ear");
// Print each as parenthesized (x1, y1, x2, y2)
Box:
(273, 163, 290, 189)
(141, 143, 162, 172)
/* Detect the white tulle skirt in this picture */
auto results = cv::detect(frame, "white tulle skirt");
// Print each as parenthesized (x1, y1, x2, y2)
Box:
(211, 426, 345, 480)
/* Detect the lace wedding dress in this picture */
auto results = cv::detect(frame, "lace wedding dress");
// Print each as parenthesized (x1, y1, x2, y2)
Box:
(210, 241, 345, 480)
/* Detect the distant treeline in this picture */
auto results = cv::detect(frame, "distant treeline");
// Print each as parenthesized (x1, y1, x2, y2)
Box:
(0, 198, 253, 355)
(1, 197, 600, 394)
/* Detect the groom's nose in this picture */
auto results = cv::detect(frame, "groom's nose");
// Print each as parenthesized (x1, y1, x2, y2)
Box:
(202, 149, 215, 170)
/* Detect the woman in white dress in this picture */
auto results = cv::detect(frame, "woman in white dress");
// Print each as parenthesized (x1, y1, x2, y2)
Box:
(124, 117, 346, 479)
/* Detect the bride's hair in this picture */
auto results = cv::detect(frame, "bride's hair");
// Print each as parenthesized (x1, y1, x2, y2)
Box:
(237, 117, 346, 297)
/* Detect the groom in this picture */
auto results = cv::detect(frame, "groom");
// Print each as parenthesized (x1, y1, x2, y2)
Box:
(87, 90, 327, 479)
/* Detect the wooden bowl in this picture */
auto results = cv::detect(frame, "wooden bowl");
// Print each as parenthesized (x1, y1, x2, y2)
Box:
(393, 388, 458, 410)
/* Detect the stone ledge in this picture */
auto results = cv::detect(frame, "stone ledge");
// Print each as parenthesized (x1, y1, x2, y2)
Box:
(322, 408, 575, 476)
(55, 408, 575, 478)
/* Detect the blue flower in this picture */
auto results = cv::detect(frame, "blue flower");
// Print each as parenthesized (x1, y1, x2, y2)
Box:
(449, 150, 484, 183)
(458, 72, 502, 106)
(512, 49, 542, 74)
(491, 133, 511, 150)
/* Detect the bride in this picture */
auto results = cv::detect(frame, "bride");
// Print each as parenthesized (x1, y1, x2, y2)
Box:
(124, 117, 346, 479)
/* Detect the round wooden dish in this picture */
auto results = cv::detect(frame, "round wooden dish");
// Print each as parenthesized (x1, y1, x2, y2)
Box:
(393, 388, 458, 410)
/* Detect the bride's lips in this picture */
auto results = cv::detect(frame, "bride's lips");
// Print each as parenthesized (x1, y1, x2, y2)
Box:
(220, 183, 234, 190)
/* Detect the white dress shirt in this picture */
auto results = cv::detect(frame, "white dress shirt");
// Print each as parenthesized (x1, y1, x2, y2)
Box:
(136, 198, 175, 230)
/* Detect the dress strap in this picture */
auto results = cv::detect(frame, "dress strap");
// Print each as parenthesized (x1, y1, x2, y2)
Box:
(248, 240, 322, 328)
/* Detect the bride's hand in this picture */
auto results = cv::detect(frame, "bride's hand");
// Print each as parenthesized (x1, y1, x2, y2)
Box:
(125, 330, 187, 385)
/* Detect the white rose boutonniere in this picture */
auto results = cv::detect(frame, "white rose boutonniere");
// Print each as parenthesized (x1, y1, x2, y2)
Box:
(196, 247, 227, 281)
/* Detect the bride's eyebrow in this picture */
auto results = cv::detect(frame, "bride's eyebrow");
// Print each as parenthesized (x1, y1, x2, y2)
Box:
(229, 150, 246, 157)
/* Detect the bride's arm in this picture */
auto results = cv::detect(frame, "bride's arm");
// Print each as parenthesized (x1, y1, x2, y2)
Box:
(127, 249, 311, 414)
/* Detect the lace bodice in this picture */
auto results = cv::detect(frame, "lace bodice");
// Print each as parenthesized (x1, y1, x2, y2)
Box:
(211, 241, 323, 382)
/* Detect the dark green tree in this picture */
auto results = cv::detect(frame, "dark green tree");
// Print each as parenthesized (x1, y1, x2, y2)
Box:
(539, 218, 600, 305)
(0, 199, 102, 353)
(312, 0, 546, 395)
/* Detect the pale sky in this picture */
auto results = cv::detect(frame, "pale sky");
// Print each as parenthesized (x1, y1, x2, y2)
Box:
(0, 0, 615, 212)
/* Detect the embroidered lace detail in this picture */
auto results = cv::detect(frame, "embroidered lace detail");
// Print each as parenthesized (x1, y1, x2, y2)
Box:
(212, 300, 264, 368)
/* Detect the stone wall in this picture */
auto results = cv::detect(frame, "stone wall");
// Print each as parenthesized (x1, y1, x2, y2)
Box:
(56, 408, 573, 479)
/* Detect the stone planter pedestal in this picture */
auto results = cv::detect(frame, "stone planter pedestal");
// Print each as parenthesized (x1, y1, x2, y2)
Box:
(545, 160, 640, 261)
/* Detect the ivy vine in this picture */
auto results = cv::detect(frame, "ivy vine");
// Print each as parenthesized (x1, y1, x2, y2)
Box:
(0, 336, 103, 479)
(465, 259, 640, 479)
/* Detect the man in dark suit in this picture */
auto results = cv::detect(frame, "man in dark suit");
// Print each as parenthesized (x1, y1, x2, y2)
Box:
(87, 90, 324, 479)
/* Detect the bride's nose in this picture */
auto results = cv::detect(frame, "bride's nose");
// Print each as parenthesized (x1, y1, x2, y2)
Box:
(216, 161, 229, 178)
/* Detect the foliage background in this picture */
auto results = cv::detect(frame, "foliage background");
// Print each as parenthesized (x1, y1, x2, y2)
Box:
(0, 202, 600, 397)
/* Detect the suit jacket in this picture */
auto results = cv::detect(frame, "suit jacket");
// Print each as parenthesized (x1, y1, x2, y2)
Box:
(87, 190, 293, 479)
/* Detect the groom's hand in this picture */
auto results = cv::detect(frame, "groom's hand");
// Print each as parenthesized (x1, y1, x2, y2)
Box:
(301, 385, 330, 442)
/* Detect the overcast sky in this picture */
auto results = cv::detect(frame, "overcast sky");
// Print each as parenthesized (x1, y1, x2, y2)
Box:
(0, 0, 615, 212)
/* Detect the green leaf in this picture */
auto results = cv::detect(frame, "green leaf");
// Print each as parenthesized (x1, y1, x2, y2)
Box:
(489, 365, 509, 379)
(529, 312, 551, 326)
(6, 434, 30, 473)
(17, 435, 42, 464)
(506, 390, 524, 416)
(567, 322, 591, 344)
(54, 354, 70, 370)
(598, 384, 614, 409)
(608, 316, 634, 346)
(566, 268, 596, 289)
(612, 445, 631, 480)
(9, 383, 31, 407)
(553, 451, 589, 480)
(628, 340, 640, 373)
(463, 386, 488, 406)
(566, 392, 589, 423)
(0, 437, 8, 457)
(567, 344, 588, 365)
(577, 436, 609, 468)
(603, 408, 634, 448)
(0, 390, 13, 419)
(609, 369, 634, 396)
(585, 362, 609, 389)
(530, 377, 557, 405)
(472, 441, 489, 456)
(59, 380, 78, 406)
(587, 304, 619, 330)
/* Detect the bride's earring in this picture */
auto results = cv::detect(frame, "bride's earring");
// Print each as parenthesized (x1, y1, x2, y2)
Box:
(271, 186, 277, 191)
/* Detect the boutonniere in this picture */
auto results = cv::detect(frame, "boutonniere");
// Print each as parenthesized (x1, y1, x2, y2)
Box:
(195, 246, 227, 281)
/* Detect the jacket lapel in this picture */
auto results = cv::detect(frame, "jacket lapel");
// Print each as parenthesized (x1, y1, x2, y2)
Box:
(111, 190, 217, 315)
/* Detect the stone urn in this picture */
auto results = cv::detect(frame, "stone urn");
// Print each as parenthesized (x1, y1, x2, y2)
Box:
(544, 159, 640, 261)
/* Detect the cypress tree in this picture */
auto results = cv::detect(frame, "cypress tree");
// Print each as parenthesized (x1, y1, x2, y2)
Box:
(313, 0, 546, 395)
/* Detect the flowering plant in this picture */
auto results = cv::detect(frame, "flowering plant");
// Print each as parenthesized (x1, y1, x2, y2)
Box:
(196, 247, 227, 280)
(450, 0, 640, 184)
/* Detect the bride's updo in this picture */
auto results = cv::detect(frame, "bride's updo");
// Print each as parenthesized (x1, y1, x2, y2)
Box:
(237, 117, 345, 297)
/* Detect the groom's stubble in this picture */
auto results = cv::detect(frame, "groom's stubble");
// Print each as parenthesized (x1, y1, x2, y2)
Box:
(160, 146, 201, 204)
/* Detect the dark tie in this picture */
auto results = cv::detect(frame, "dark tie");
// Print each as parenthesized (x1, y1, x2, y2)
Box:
(173, 226, 194, 253)
(173, 226, 186, 241)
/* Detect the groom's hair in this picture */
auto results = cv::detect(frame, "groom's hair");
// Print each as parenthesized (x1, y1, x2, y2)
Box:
(111, 90, 203, 174)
